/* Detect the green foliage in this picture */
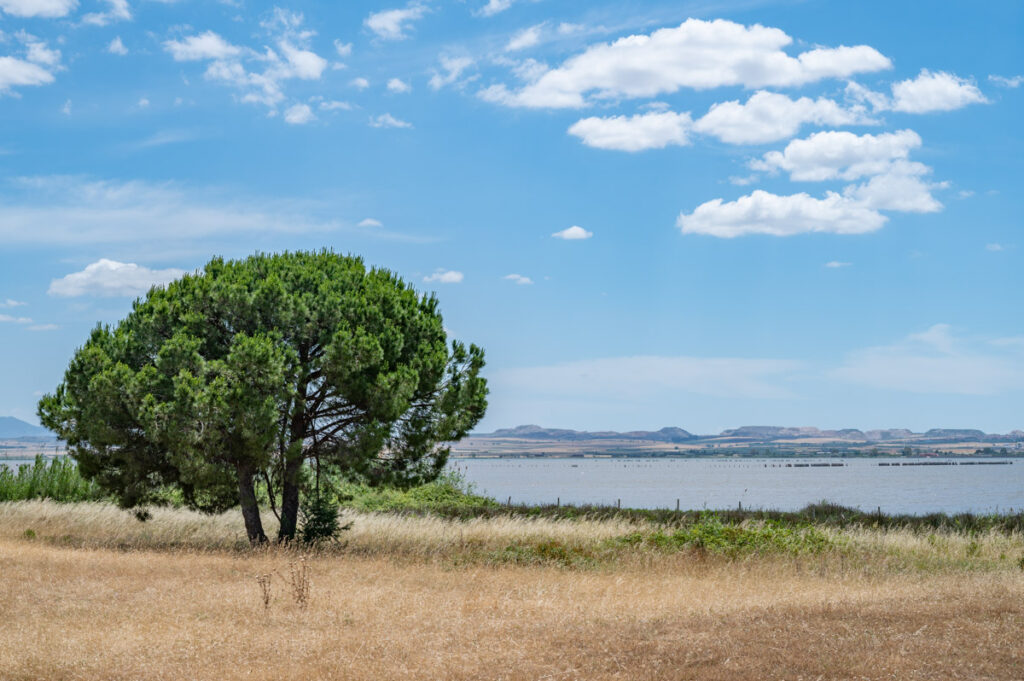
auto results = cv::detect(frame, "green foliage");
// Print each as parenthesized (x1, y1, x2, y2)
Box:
(37, 251, 488, 543)
(298, 494, 348, 545)
(493, 540, 599, 568)
(618, 514, 838, 557)
(334, 469, 498, 514)
(0, 456, 106, 503)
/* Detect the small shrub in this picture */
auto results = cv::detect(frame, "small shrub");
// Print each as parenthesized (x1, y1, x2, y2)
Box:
(23, 529, 36, 540)
(299, 494, 348, 545)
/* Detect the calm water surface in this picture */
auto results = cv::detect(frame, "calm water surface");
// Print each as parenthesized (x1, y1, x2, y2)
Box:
(450, 457, 1023, 515)
(5, 456, 1020, 515)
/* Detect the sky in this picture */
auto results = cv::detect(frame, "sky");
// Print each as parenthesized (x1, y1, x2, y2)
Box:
(0, 0, 1021, 435)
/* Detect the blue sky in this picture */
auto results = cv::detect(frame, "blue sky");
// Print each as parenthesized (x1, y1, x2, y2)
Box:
(0, 0, 1021, 434)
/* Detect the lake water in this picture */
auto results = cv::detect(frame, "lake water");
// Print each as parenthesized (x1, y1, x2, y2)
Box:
(450, 457, 1024, 515)
(5, 456, 1021, 515)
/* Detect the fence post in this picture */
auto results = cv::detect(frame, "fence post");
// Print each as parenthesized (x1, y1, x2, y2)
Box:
(676, 498, 680, 512)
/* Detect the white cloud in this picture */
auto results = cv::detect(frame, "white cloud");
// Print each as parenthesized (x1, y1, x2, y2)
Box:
(284, 103, 315, 124)
(693, 91, 873, 145)
(369, 113, 411, 128)
(481, 18, 890, 108)
(557, 22, 583, 35)
(493, 355, 802, 400)
(358, 218, 382, 227)
(333, 40, 352, 58)
(552, 225, 592, 240)
(850, 70, 989, 114)
(82, 0, 130, 26)
(0, 0, 76, 18)
(506, 24, 543, 52)
(429, 55, 473, 90)
(568, 111, 692, 152)
(164, 31, 241, 61)
(890, 69, 987, 113)
(350, 77, 370, 89)
(986, 243, 1005, 252)
(477, 0, 513, 17)
(387, 77, 411, 93)
(0, 56, 55, 94)
(24, 39, 60, 67)
(48, 259, 186, 298)
(365, 4, 427, 41)
(0, 175, 382, 245)
(750, 129, 922, 181)
(0, 299, 26, 308)
(137, 97, 150, 108)
(28, 323, 58, 331)
(504, 273, 533, 285)
(843, 160, 942, 213)
(163, 18, 328, 115)
(831, 325, 1024, 395)
(317, 99, 351, 111)
(988, 74, 1023, 88)
(61, 99, 71, 115)
(824, 261, 851, 268)
(0, 313, 33, 324)
(423, 269, 464, 284)
(108, 36, 128, 55)
(677, 190, 886, 238)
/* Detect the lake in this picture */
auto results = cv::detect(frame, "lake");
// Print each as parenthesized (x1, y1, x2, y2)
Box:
(4, 456, 1021, 515)
(450, 457, 1023, 515)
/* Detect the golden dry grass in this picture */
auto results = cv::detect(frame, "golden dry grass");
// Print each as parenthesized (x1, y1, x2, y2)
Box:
(1, 501, 1023, 680)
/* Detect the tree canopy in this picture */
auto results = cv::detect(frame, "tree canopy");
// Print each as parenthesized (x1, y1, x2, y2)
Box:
(39, 251, 488, 543)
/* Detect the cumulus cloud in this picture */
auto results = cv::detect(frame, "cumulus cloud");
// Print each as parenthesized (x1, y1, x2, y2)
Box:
(568, 111, 692, 152)
(890, 69, 987, 113)
(48, 259, 186, 298)
(831, 324, 1024, 395)
(0, 298, 27, 308)
(350, 77, 370, 89)
(369, 113, 411, 128)
(678, 190, 887, 238)
(164, 31, 241, 61)
(480, 18, 890, 108)
(429, 55, 473, 90)
(842, 160, 942, 213)
(0, 313, 33, 324)
(423, 269, 464, 284)
(387, 77, 411, 93)
(477, 0, 514, 17)
(283, 103, 315, 124)
(333, 40, 352, 58)
(503, 273, 533, 285)
(82, 0, 130, 26)
(163, 18, 328, 115)
(0, 0, 76, 18)
(108, 36, 128, 55)
(358, 218, 382, 227)
(552, 225, 592, 240)
(0, 56, 55, 94)
(750, 130, 922, 181)
(848, 70, 988, 114)
(365, 4, 427, 41)
(506, 24, 543, 52)
(693, 91, 873, 145)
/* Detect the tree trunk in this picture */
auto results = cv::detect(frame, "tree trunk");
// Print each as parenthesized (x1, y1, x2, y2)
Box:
(236, 463, 267, 545)
(277, 455, 303, 542)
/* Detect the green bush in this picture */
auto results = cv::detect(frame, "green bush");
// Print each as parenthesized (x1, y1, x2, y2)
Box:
(618, 514, 838, 557)
(334, 469, 498, 514)
(0, 456, 107, 503)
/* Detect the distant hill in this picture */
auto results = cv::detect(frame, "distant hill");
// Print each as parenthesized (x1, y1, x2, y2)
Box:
(0, 417, 51, 439)
(475, 424, 1024, 444)
(486, 425, 697, 443)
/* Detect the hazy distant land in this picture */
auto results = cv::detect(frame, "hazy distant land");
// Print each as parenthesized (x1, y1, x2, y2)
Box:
(452, 424, 1024, 458)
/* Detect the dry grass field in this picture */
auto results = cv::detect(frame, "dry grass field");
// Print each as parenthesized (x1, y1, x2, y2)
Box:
(1, 501, 1022, 680)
